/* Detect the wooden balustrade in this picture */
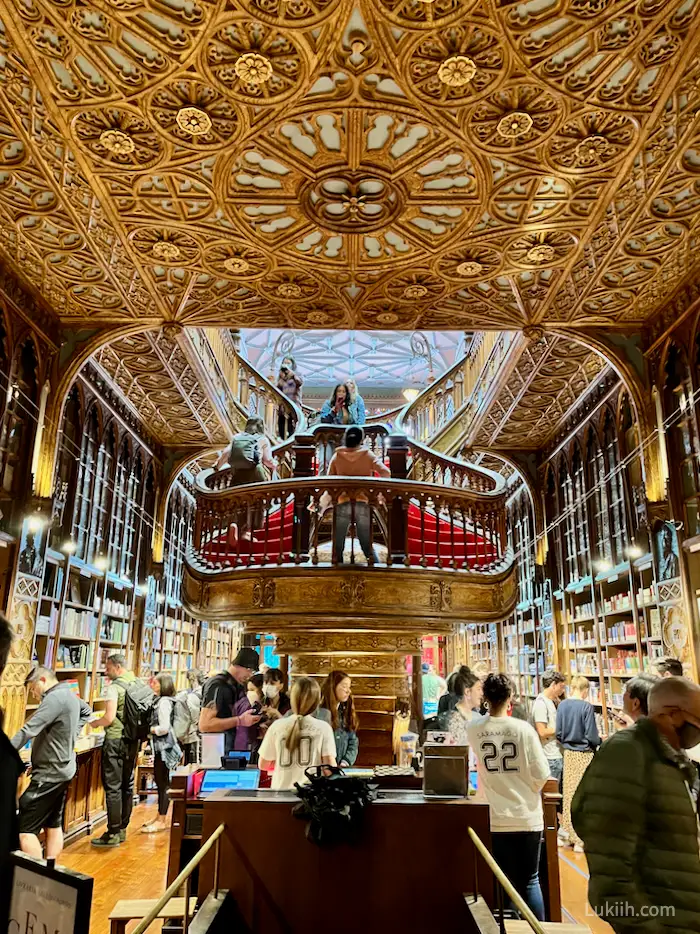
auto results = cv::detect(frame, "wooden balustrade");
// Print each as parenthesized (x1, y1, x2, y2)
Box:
(398, 332, 513, 444)
(199, 328, 304, 442)
(189, 475, 508, 574)
(272, 422, 392, 479)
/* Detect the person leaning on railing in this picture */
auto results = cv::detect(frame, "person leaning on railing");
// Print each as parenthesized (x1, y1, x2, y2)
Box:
(321, 425, 390, 564)
(216, 417, 276, 539)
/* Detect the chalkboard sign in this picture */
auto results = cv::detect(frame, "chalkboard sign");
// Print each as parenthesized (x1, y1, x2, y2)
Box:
(0, 853, 92, 934)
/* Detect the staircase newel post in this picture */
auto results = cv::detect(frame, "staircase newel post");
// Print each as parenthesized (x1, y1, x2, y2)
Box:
(388, 434, 409, 565)
(293, 434, 315, 560)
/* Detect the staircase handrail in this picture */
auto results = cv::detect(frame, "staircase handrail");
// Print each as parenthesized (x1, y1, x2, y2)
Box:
(197, 328, 306, 443)
(407, 436, 505, 494)
(272, 421, 392, 478)
(396, 332, 513, 447)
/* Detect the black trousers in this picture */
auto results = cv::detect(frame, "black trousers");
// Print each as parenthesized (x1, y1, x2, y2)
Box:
(101, 737, 139, 835)
(153, 753, 171, 816)
(182, 741, 198, 765)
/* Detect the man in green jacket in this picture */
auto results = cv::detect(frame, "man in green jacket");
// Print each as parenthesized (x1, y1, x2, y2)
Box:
(572, 677, 700, 932)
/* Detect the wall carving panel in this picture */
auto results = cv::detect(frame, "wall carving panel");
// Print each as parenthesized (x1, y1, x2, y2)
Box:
(0, 0, 697, 349)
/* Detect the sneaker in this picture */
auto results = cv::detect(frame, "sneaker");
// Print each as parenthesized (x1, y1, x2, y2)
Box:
(91, 832, 121, 848)
(573, 843, 585, 854)
(119, 830, 127, 843)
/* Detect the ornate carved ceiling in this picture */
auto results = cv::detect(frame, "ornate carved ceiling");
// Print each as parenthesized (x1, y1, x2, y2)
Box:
(93, 331, 229, 447)
(0, 0, 698, 337)
(469, 334, 610, 450)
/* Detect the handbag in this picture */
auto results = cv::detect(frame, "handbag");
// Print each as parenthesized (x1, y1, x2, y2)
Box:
(292, 766, 377, 847)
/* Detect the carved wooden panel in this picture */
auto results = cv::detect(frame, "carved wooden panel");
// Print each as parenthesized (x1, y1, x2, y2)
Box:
(0, 0, 697, 345)
(290, 654, 408, 675)
(276, 632, 423, 654)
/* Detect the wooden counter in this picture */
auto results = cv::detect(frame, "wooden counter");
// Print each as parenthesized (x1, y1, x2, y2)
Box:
(198, 789, 493, 934)
(63, 742, 106, 844)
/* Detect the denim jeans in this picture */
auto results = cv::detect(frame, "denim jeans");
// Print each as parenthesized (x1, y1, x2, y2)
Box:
(492, 831, 546, 921)
(333, 502, 377, 563)
(548, 756, 563, 791)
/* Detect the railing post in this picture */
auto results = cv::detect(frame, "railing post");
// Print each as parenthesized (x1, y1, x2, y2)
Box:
(292, 435, 315, 559)
(387, 434, 409, 565)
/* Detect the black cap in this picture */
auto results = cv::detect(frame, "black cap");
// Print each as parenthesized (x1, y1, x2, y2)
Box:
(232, 647, 259, 670)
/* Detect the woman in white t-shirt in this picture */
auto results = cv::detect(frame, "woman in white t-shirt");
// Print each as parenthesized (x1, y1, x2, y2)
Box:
(466, 674, 550, 921)
(259, 677, 336, 790)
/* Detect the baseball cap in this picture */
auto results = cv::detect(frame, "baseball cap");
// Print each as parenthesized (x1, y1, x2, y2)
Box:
(232, 647, 260, 671)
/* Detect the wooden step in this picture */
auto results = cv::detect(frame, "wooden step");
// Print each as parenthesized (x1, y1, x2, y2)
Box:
(109, 897, 197, 934)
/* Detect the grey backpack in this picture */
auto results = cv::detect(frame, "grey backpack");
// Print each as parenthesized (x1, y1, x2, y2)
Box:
(229, 432, 260, 470)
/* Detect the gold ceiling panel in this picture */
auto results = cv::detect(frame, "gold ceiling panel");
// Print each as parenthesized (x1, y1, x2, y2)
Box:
(473, 334, 610, 450)
(0, 0, 696, 336)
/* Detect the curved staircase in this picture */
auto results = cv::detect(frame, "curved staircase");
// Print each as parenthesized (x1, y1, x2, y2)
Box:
(183, 331, 517, 763)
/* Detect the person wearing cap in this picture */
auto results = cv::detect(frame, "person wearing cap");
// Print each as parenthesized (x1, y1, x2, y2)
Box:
(572, 677, 700, 932)
(199, 648, 262, 755)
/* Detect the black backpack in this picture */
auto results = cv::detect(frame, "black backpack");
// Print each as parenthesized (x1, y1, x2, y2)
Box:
(115, 677, 156, 743)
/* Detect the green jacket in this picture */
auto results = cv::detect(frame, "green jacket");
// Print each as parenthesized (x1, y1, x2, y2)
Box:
(572, 717, 700, 933)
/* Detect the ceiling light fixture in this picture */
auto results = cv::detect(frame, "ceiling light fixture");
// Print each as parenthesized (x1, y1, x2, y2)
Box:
(403, 388, 420, 402)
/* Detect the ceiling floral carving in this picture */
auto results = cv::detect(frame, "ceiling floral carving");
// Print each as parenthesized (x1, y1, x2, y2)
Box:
(0, 0, 695, 339)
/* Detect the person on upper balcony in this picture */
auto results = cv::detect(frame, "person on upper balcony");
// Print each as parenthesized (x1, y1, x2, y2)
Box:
(277, 356, 302, 440)
(347, 379, 367, 425)
(216, 417, 276, 540)
(325, 426, 390, 564)
(320, 383, 356, 426)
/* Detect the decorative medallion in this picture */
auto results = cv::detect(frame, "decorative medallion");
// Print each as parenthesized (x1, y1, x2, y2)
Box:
(377, 311, 399, 324)
(403, 284, 428, 299)
(456, 261, 483, 276)
(99, 129, 135, 155)
(175, 106, 213, 136)
(234, 53, 274, 84)
(438, 55, 477, 87)
(497, 111, 533, 138)
(152, 241, 181, 261)
(252, 578, 276, 608)
(574, 135, 612, 166)
(225, 258, 250, 275)
(303, 171, 404, 234)
(277, 282, 302, 298)
(526, 244, 555, 263)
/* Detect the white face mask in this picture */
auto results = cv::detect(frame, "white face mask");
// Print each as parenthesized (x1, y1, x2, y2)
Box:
(263, 684, 280, 699)
(246, 690, 259, 706)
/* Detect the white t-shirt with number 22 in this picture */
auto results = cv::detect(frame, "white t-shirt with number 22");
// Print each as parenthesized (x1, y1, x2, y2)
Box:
(466, 715, 551, 832)
(259, 714, 337, 790)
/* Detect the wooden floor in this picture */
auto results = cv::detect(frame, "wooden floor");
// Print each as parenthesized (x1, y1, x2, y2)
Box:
(59, 799, 612, 934)
(60, 802, 169, 934)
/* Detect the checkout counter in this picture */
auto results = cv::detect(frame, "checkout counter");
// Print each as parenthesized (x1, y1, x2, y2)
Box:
(167, 753, 562, 934)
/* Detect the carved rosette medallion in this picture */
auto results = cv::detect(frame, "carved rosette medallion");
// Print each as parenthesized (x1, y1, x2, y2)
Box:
(302, 171, 405, 234)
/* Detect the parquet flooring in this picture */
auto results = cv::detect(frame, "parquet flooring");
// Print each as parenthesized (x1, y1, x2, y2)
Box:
(60, 802, 169, 934)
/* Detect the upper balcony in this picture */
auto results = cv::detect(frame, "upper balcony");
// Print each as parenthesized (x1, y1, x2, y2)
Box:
(182, 428, 516, 629)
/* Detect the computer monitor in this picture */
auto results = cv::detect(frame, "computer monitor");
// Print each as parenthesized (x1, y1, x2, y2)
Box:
(199, 769, 260, 795)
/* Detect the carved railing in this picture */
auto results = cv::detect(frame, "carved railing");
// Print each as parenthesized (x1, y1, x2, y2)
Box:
(196, 328, 305, 443)
(408, 438, 502, 493)
(190, 475, 508, 574)
(272, 422, 392, 479)
(397, 332, 515, 446)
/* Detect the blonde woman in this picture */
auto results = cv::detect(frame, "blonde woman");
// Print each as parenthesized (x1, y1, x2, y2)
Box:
(259, 677, 336, 790)
(555, 675, 601, 852)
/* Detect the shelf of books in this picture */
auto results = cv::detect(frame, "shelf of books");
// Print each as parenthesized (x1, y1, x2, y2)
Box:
(198, 620, 240, 674)
(558, 552, 664, 735)
(33, 551, 138, 712)
(140, 587, 201, 690)
(501, 586, 557, 711)
(465, 622, 499, 670)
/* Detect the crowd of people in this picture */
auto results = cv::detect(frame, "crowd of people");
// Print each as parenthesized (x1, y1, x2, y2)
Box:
(418, 654, 700, 928)
(0, 627, 362, 858)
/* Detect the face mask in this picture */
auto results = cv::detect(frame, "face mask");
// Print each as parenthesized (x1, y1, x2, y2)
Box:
(264, 684, 280, 699)
(246, 691, 259, 706)
(679, 720, 700, 749)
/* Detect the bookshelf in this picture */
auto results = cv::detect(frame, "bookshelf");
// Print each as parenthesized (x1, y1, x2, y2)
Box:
(198, 620, 239, 674)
